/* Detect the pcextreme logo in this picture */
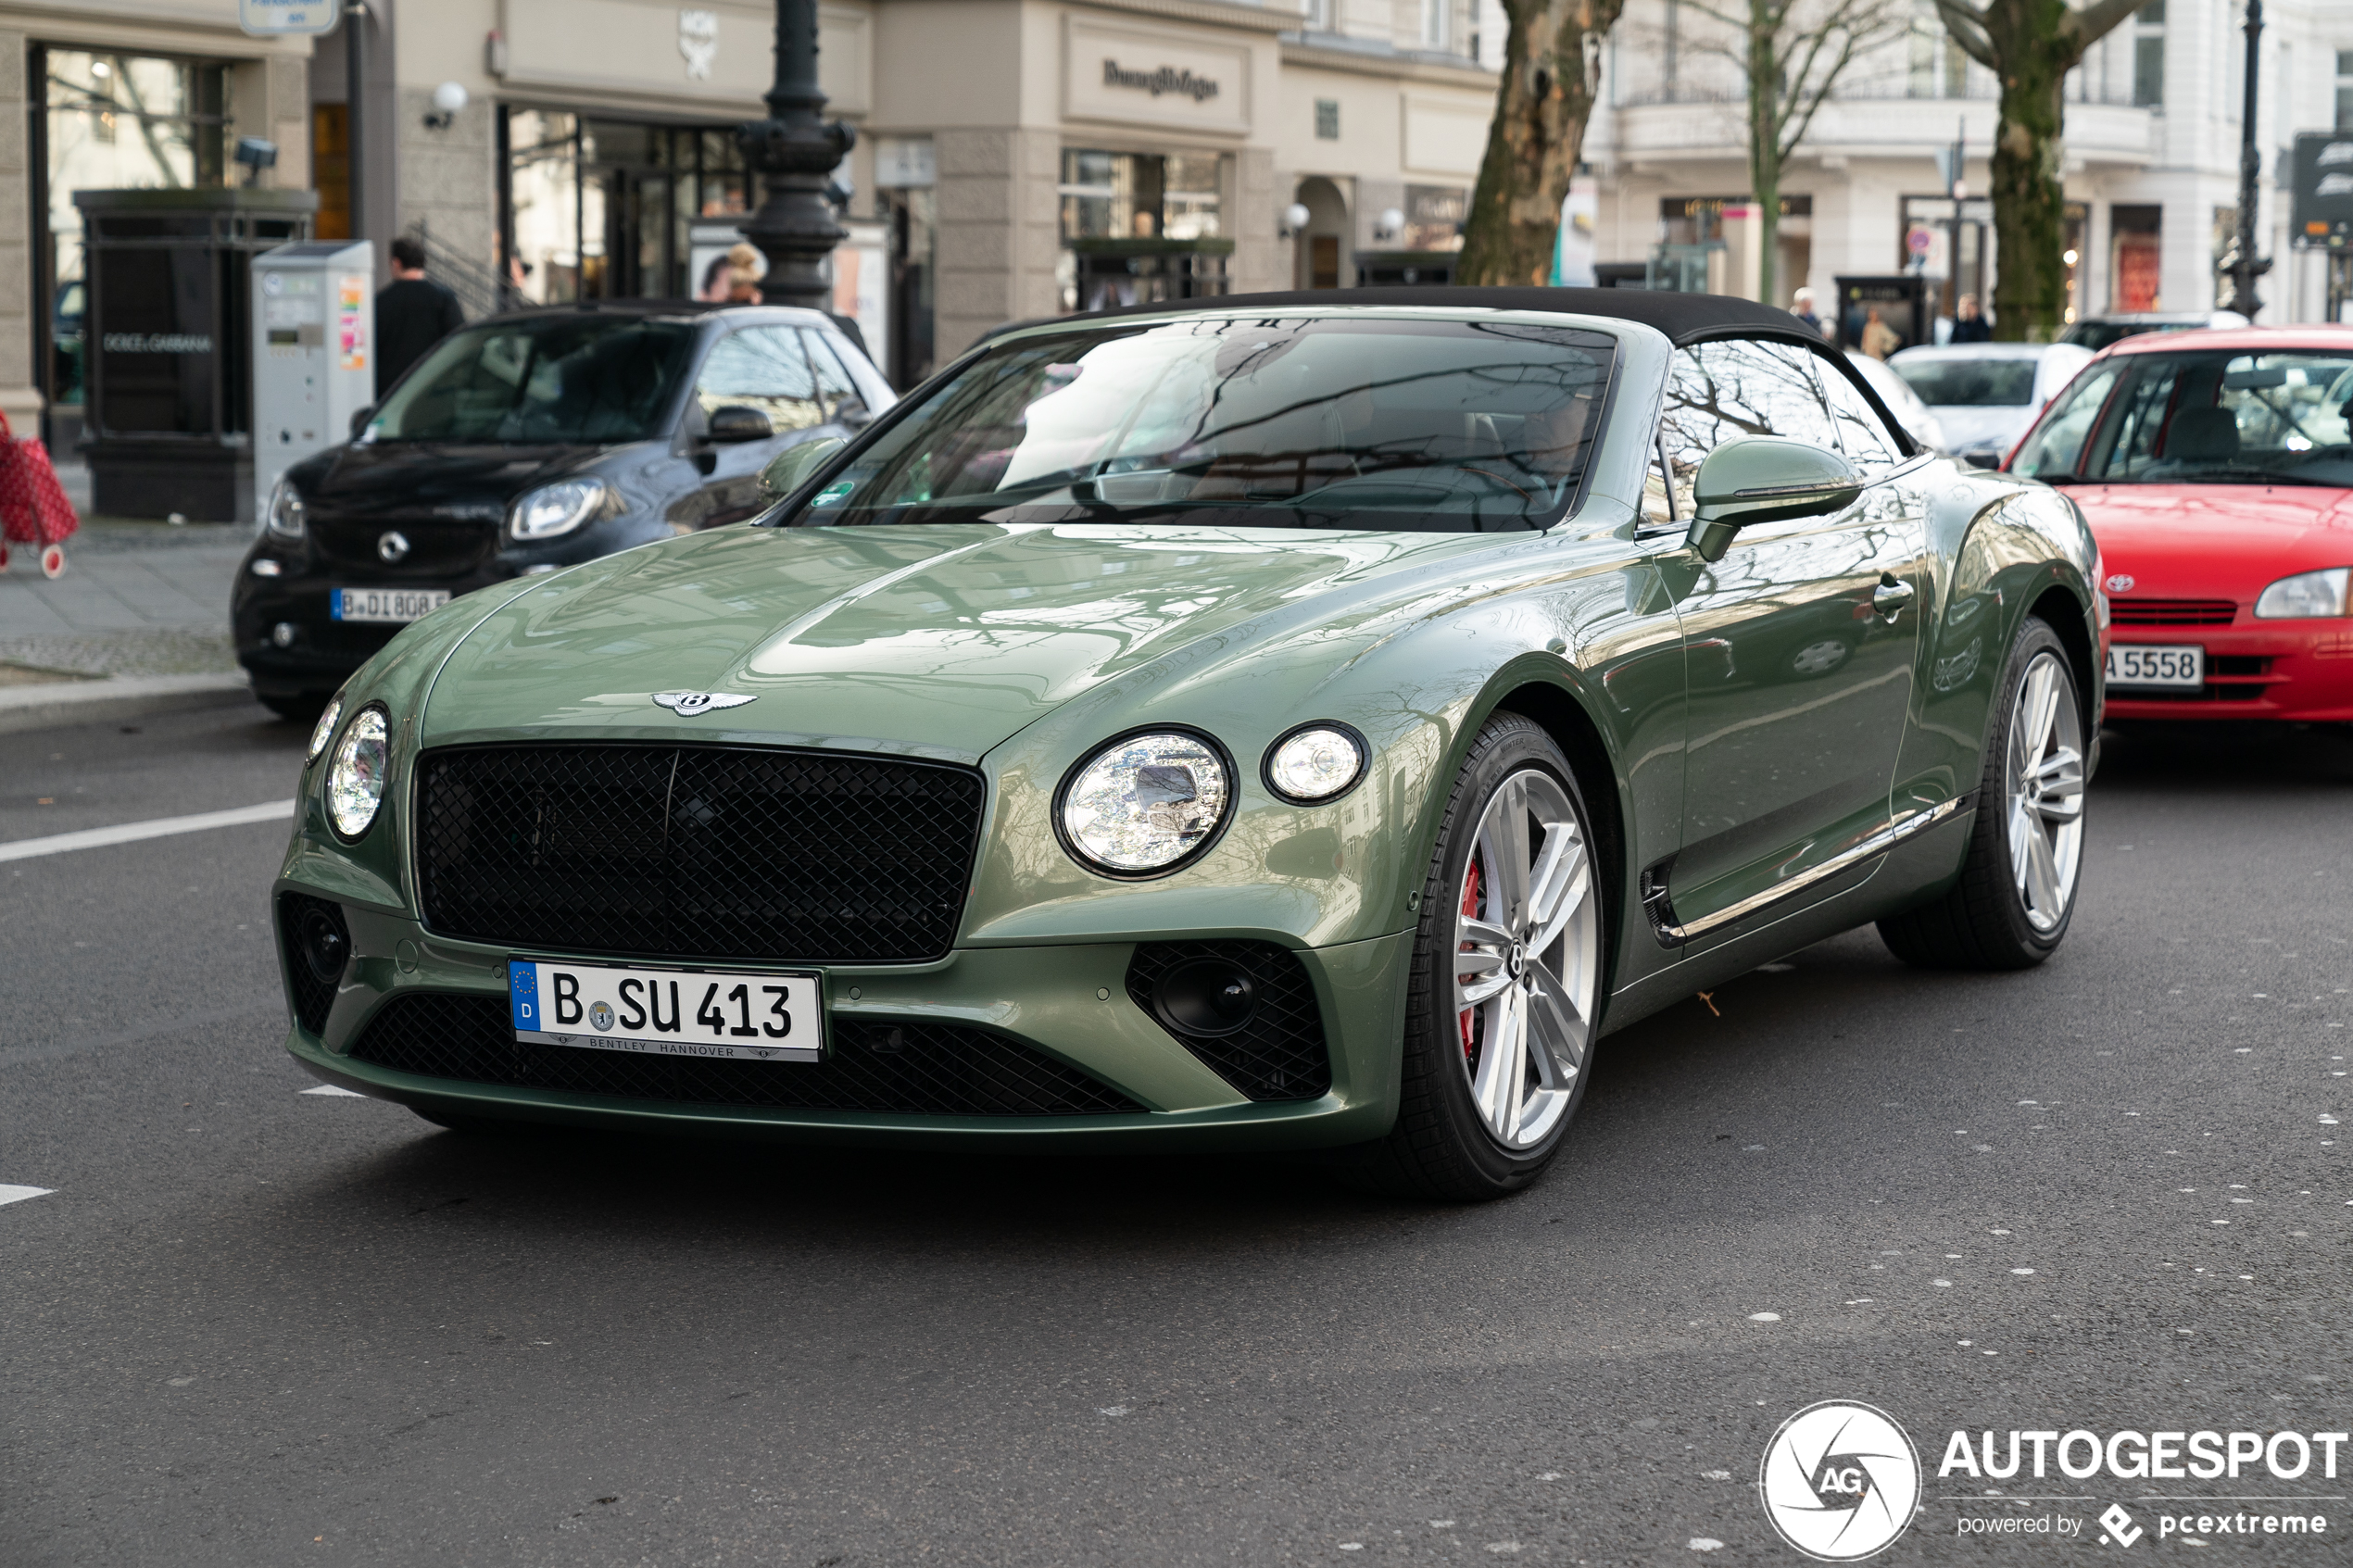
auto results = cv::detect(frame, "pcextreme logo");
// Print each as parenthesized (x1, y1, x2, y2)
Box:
(1758, 1401, 1923, 1561)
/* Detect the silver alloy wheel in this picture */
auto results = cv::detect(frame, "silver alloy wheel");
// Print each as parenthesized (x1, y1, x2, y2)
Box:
(1453, 769, 1600, 1149)
(2006, 649, 2087, 933)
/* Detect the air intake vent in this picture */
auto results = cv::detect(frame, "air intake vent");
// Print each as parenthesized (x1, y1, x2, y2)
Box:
(277, 891, 349, 1036)
(1126, 940, 1331, 1102)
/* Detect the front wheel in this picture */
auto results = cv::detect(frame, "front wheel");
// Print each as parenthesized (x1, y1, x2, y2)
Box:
(1879, 616, 2087, 969)
(1357, 714, 1606, 1201)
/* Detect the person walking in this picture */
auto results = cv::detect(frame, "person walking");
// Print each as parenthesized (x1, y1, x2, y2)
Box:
(373, 236, 465, 397)
(1949, 294, 1994, 343)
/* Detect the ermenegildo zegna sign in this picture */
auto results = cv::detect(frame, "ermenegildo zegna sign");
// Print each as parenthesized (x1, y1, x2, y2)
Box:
(1101, 59, 1219, 101)
(1063, 17, 1252, 133)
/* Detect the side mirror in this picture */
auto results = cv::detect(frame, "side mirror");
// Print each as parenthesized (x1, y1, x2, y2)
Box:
(707, 405, 775, 443)
(348, 405, 376, 440)
(759, 435, 848, 502)
(1685, 435, 1862, 562)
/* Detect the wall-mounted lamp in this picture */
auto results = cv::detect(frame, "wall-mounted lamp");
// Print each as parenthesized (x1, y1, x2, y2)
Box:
(422, 81, 470, 131)
(233, 136, 279, 187)
(1375, 206, 1405, 243)
(1279, 202, 1311, 239)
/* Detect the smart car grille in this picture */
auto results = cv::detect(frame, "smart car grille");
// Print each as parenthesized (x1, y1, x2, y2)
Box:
(1126, 940, 1331, 1102)
(414, 745, 986, 963)
(2110, 599, 2235, 626)
(346, 993, 1142, 1116)
(278, 891, 348, 1036)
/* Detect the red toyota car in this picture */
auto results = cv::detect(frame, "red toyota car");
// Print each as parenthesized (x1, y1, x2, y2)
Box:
(2008, 326, 2353, 724)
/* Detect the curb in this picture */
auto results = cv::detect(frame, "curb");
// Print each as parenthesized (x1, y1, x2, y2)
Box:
(0, 672, 257, 735)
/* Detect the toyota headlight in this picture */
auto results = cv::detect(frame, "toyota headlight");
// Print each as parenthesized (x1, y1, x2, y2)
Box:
(1059, 730, 1232, 875)
(508, 479, 612, 541)
(264, 474, 306, 539)
(1264, 723, 1367, 803)
(2253, 567, 2350, 620)
(306, 693, 344, 765)
(326, 705, 391, 839)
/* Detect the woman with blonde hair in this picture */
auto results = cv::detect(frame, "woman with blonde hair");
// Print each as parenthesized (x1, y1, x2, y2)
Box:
(724, 242, 763, 303)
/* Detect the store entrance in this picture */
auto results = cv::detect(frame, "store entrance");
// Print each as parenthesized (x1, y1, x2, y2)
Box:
(503, 110, 749, 305)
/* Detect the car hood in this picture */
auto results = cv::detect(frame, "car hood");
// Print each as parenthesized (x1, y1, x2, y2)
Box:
(416, 522, 1508, 761)
(300, 441, 624, 515)
(2068, 483, 2353, 600)
(1928, 405, 2035, 455)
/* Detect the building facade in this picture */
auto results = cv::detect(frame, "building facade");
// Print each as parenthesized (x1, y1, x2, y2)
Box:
(14, 0, 1516, 458)
(1582, 0, 2353, 339)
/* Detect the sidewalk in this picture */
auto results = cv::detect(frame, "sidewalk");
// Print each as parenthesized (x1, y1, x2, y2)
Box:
(0, 457, 255, 729)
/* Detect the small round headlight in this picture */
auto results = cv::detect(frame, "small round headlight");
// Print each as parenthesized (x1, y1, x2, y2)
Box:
(509, 479, 611, 541)
(306, 694, 344, 765)
(326, 705, 390, 839)
(1265, 723, 1366, 803)
(1059, 730, 1231, 874)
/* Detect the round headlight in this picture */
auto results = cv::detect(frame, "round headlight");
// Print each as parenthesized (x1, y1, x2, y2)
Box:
(305, 693, 344, 765)
(1059, 730, 1232, 875)
(509, 479, 610, 541)
(1265, 723, 1366, 803)
(326, 705, 391, 839)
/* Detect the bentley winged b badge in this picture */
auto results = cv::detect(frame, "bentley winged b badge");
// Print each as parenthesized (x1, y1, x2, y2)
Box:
(651, 691, 757, 716)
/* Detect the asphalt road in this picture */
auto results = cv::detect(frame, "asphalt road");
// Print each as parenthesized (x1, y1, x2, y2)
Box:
(2, 705, 2347, 1567)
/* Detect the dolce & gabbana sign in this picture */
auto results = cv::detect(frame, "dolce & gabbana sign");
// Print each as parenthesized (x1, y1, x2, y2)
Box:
(1064, 17, 1251, 134)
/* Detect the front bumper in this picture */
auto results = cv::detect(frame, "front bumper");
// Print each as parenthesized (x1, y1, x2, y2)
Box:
(2106, 625, 2353, 722)
(275, 888, 1413, 1151)
(233, 562, 518, 696)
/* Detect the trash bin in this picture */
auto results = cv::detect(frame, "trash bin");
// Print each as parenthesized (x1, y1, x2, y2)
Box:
(72, 187, 317, 522)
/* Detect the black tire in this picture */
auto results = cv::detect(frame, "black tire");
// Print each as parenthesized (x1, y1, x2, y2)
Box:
(1879, 615, 2086, 970)
(260, 692, 329, 723)
(1351, 713, 1606, 1202)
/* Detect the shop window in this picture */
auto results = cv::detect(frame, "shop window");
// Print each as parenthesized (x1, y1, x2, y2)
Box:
(1058, 150, 1229, 313)
(1402, 186, 1468, 252)
(37, 47, 233, 418)
(501, 109, 754, 306)
(2111, 204, 2162, 312)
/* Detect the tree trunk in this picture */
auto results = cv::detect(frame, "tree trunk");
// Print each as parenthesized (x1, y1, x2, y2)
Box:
(1985, 6, 2070, 342)
(1458, 0, 1626, 286)
(1746, 2, 1780, 307)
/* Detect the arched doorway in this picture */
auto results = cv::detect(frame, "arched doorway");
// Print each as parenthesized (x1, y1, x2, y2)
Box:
(1293, 177, 1350, 290)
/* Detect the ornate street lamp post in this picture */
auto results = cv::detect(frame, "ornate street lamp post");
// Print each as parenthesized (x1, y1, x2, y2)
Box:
(736, 0, 855, 312)
(2219, 0, 2270, 319)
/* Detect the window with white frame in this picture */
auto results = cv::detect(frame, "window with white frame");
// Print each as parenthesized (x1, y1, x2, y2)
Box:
(1422, 0, 1450, 51)
(2336, 49, 2353, 129)
(2132, 1, 2164, 109)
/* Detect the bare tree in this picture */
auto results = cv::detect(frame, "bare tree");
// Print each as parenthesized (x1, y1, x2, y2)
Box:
(1458, 0, 1627, 287)
(1676, 0, 1909, 310)
(1934, 0, 2145, 341)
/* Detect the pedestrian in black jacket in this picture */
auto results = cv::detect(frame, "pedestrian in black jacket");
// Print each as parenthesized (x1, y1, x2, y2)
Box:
(1949, 294, 1994, 343)
(374, 236, 465, 396)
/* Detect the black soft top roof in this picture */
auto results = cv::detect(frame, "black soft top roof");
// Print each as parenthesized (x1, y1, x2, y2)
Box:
(1026, 286, 1806, 347)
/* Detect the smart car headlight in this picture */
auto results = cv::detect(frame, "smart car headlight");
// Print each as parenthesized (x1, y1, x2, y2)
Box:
(264, 474, 306, 539)
(305, 693, 344, 765)
(508, 479, 612, 541)
(325, 704, 391, 839)
(1059, 730, 1232, 875)
(2253, 567, 2349, 620)
(1264, 722, 1367, 803)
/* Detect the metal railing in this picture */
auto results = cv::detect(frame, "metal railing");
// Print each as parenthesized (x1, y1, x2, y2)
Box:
(404, 220, 532, 320)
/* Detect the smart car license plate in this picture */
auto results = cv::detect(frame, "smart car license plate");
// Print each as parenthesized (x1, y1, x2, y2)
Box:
(332, 587, 450, 623)
(507, 959, 823, 1063)
(2106, 644, 2204, 689)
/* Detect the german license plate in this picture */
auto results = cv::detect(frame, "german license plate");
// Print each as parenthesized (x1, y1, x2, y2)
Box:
(2106, 643, 2204, 689)
(332, 587, 450, 623)
(508, 959, 823, 1063)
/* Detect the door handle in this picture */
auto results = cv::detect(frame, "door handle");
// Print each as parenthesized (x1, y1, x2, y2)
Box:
(1872, 574, 1916, 621)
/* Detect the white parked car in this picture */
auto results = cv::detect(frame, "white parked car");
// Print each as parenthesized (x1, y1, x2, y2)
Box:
(1844, 350, 1948, 454)
(1887, 343, 2095, 468)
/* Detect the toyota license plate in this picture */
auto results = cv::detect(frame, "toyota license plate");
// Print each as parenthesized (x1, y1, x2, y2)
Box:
(2106, 643, 2204, 689)
(508, 959, 824, 1063)
(332, 587, 450, 623)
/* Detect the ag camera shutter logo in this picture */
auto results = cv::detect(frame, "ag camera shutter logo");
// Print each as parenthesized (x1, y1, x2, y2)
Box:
(1758, 1401, 1922, 1561)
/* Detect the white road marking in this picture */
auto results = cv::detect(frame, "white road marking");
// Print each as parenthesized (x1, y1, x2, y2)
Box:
(300, 1085, 365, 1098)
(0, 1185, 54, 1207)
(0, 800, 295, 863)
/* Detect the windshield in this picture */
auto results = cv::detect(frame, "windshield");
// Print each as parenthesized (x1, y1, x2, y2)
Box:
(2011, 347, 2353, 486)
(366, 315, 698, 444)
(1893, 356, 2040, 407)
(771, 315, 1617, 533)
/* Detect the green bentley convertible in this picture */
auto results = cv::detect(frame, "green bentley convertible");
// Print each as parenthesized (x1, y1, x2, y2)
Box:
(274, 288, 2100, 1199)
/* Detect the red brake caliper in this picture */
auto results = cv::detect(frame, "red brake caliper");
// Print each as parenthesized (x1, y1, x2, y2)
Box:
(1457, 855, 1482, 1062)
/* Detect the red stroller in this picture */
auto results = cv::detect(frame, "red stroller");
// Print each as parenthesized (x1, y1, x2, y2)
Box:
(0, 409, 78, 579)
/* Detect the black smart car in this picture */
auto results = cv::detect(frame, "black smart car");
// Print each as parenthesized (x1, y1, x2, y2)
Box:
(234, 301, 891, 716)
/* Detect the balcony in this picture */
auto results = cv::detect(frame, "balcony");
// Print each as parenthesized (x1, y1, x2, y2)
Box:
(1601, 85, 2157, 171)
